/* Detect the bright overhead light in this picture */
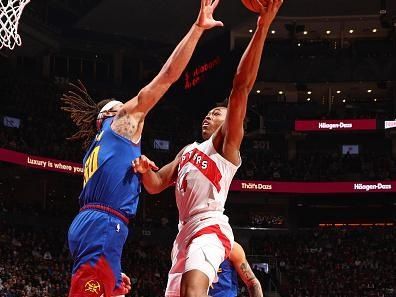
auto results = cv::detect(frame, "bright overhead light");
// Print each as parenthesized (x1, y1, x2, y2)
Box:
(303, 31, 308, 35)
(297, 43, 301, 47)
(372, 28, 377, 33)
(367, 89, 372, 93)
(374, 98, 377, 102)
(278, 91, 283, 95)
(336, 90, 341, 94)
(271, 30, 276, 34)
(249, 29, 253, 33)
(256, 90, 261, 94)
(306, 98, 311, 101)
(342, 99, 346, 103)
(349, 29, 354, 34)
(307, 91, 312, 95)
(326, 30, 331, 35)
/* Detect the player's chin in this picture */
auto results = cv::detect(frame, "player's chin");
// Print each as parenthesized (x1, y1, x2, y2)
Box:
(201, 129, 210, 140)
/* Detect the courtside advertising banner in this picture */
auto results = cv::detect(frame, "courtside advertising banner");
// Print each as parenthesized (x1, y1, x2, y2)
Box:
(384, 120, 396, 130)
(1, 148, 394, 194)
(0, 148, 83, 175)
(230, 180, 394, 193)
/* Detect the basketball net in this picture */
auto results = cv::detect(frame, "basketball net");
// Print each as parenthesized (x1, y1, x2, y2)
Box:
(0, 0, 30, 50)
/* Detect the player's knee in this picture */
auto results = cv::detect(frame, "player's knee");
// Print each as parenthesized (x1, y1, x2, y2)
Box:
(180, 287, 203, 297)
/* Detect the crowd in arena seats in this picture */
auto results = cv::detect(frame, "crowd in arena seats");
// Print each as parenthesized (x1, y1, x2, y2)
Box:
(0, 208, 260, 297)
(1, 75, 396, 182)
(0, 219, 71, 297)
(252, 227, 396, 297)
(261, 39, 396, 82)
(0, 75, 84, 162)
(0, 75, 196, 167)
(1, 206, 395, 297)
(0, 216, 174, 297)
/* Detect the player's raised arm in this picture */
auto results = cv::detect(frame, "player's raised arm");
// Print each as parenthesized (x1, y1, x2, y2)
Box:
(219, 0, 283, 165)
(122, 0, 223, 118)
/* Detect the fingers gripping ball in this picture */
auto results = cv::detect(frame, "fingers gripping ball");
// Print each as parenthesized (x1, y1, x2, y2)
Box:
(241, 0, 269, 13)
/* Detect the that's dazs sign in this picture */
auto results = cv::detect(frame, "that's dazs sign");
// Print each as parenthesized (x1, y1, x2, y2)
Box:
(295, 119, 377, 131)
(241, 182, 272, 191)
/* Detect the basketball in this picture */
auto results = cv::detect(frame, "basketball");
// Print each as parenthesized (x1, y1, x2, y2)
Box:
(241, 0, 269, 13)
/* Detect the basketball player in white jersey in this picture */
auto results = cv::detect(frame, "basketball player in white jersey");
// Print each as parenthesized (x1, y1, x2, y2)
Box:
(132, 1, 283, 296)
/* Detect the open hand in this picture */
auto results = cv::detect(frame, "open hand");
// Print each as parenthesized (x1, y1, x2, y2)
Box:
(132, 155, 159, 174)
(195, 0, 224, 30)
(111, 273, 131, 296)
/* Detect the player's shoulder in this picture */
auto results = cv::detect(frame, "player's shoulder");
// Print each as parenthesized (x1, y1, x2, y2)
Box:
(178, 142, 198, 154)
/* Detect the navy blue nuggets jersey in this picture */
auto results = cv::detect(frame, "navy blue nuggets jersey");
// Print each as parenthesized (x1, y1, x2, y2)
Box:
(68, 116, 142, 293)
(209, 259, 238, 297)
(79, 117, 141, 217)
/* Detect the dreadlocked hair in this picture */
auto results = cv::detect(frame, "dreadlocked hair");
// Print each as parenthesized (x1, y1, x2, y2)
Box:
(60, 80, 112, 150)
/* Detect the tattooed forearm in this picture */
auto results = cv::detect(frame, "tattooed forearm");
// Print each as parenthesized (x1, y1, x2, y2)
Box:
(240, 263, 257, 284)
(247, 280, 263, 297)
(240, 263, 263, 297)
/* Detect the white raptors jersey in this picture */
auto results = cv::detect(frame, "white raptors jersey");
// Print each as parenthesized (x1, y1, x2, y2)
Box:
(175, 136, 241, 223)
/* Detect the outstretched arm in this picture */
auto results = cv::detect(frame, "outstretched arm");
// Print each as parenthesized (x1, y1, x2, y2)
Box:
(218, 0, 283, 165)
(131, 0, 223, 116)
(113, 0, 223, 142)
(230, 242, 263, 297)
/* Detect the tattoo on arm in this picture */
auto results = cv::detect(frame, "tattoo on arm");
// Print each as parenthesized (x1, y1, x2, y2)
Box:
(112, 110, 138, 141)
(247, 281, 263, 297)
(240, 262, 256, 284)
(240, 262, 263, 297)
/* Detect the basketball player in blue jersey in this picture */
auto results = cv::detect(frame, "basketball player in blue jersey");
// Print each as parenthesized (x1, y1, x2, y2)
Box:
(61, 1, 224, 296)
(209, 242, 263, 297)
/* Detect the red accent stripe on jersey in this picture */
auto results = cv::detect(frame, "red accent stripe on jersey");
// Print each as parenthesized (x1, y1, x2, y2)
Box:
(188, 224, 232, 258)
(80, 204, 129, 225)
(179, 148, 222, 192)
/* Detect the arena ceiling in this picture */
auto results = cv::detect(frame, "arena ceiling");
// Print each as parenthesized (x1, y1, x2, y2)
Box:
(75, 0, 396, 45)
